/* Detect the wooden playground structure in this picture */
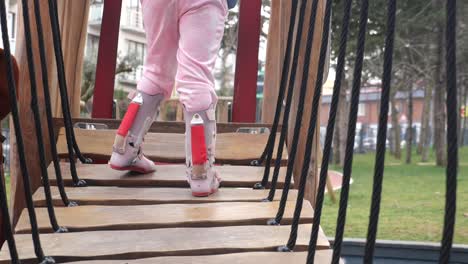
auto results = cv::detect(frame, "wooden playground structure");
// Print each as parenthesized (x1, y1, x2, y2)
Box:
(0, 0, 461, 263)
(0, 0, 337, 263)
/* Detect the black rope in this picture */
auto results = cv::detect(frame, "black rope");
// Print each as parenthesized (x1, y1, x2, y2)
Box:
(21, 0, 68, 234)
(270, 0, 321, 226)
(332, 0, 369, 262)
(307, 0, 352, 262)
(50, 0, 91, 166)
(47, 0, 87, 187)
(363, 0, 396, 262)
(0, 4, 20, 262)
(32, 0, 76, 207)
(251, 0, 299, 172)
(284, 0, 332, 251)
(0, 2, 54, 263)
(1, 164, 20, 263)
(258, 0, 308, 194)
(439, 0, 458, 262)
(260, 0, 307, 193)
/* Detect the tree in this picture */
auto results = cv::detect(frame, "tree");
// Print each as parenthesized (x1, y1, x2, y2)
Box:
(330, 0, 386, 166)
(80, 52, 142, 116)
(215, 0, 271, 97)
(329, 0, 465, 165)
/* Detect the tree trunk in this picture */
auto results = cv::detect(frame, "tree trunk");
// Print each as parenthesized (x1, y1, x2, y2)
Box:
(457, 70, 463, 147)
(433, 16, 447, 166)
(336, 67, 351, 167)
(406, 89, 414, 164)
(219, 50, 229, 96)
(461, 82, 468, 146)
(420, 81, 433, 161)
(391, 97, 401, 159)
(334, 71, 348, 166)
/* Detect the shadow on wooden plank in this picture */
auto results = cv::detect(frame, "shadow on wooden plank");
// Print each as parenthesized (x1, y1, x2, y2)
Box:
(33, 187, 299, 206)
(48, 163, 293, 188)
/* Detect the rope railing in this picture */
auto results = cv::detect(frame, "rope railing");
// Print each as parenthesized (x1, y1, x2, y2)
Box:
(0, 1, 55, 262)
(0, 2, 21, 262)
(271, 0, 321, 226)
(0, 0, 461, 263)
(21, 0, 67, 234)
(256, 0, 308, 193)
(363, 0, 396, 261)
(32, 0, 76, 208)
(440, 0, 458, 263)
(47, 0, 88, 187)
(331, 0, 369, 262)
(306, 0, 352, 262)
(250, 0, 298, 173)
(285, 0, 333, 251)
(50, 0, 92, 167)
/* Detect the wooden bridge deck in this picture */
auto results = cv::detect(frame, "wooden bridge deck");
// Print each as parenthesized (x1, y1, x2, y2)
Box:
(0, 131, 331, 263)
(56, 128, 288, 165)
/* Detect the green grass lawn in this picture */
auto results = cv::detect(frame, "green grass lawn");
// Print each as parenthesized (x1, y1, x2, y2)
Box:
(321, 148, 468, 244)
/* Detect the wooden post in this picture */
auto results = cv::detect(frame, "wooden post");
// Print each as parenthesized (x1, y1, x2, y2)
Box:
(261, 0, 292, 123)
(280, 0, 326, 205)
(263, 0, 326, 204)
(10, 0, 89, 225)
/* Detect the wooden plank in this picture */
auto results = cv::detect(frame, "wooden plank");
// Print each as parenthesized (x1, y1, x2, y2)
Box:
(33, 186, 299, 206)
(53, 118, 282, 135)
(15, 201, 314, 233)
(56, 128, 288, 165)
(61, 251, 335, 264)
(0, 225, 329, 263)
(47, 163, 293, 188)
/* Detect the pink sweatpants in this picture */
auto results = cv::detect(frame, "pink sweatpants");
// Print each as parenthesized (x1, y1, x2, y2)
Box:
(138, 0, 228, 113)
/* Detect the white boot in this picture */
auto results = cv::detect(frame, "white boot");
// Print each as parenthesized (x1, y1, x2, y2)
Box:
(109, 91, 164, 174)
(184, 106, 221, 197)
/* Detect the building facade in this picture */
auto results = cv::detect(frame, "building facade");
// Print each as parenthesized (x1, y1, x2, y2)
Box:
(320, 85, 426, 149)
(86, 0, 147, 93)
(0, 0, 18, 54)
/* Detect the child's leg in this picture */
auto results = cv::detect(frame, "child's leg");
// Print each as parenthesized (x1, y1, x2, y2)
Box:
(110, 0, 179, 173)
(176, 0, 227, 196)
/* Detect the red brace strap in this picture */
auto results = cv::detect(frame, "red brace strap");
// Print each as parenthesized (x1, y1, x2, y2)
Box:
(117, 103, 140, 137)
(191, 117, 208, 165)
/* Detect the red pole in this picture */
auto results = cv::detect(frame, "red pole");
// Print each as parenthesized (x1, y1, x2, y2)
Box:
(231, 0, 262, 123)
(92, 0, 122, 118)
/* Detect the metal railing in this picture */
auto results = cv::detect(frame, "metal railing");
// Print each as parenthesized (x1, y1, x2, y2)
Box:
(124, 8, 143, 29)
